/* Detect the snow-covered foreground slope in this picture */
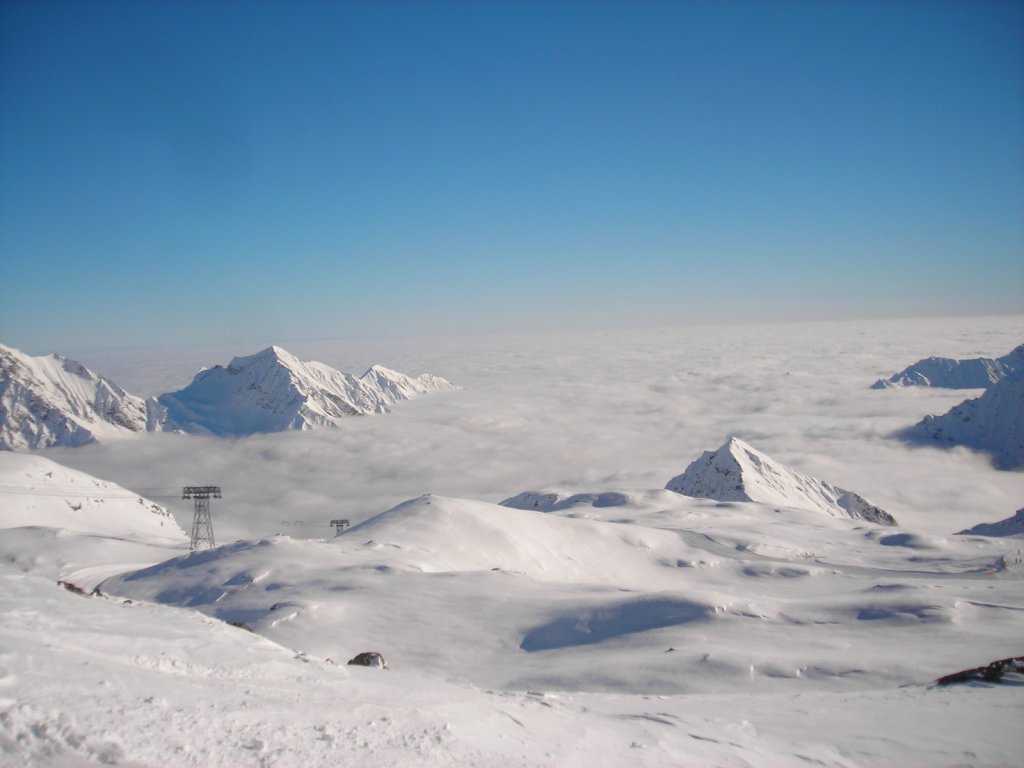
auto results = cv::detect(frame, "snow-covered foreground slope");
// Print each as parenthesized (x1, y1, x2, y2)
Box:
(158, 346, 456, 435)
(662, 437, 896, 525)
(871, 342, 1024, 389)
(0, 343, 163, 450)
(903, 377, 1024, 469)
(105, 494, 1022, 697)
(0, 452, 188, 589)
(0, 452, 181, 538)
(3, 472, 1023, 763)
(6, 564, 1020, 768)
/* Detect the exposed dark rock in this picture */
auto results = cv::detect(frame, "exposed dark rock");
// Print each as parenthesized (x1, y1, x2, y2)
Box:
(57, 580, 86, 596)
(347, 651, 388, 669)
(935, 656, 1024, 686)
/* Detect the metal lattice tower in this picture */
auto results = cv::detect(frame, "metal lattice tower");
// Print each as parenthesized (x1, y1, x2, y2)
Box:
(183, 486, 221, 551)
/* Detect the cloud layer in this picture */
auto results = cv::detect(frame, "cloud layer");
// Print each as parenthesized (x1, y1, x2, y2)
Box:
(50, 315, 1024, 541)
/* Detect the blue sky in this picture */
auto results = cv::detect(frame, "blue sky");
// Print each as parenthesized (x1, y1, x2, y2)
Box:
(1, 0, 1022, 352)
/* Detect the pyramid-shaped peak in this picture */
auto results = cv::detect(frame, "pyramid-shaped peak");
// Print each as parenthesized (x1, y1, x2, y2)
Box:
(157, 347, 455, 436)
(227, 345, 303, 371)
(666, 437, 896, 525)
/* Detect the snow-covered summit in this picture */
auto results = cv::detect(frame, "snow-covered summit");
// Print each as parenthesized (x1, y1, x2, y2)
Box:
(0, 343, 164, 450)
(665, 437, 897, 525)
(872, 344, 1024, 389)
(902, 377, 1024, 470)
(158, 345, 456, 435)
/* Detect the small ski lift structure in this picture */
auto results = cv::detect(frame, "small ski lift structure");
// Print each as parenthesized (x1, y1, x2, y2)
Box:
(183, 486, 220, 551)
(331, 519, 350, 536)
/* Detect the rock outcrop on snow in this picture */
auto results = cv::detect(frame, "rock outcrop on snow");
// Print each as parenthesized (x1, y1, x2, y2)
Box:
(665, 437, 897, 525)
(935, 656, 1024, 686)
(902, 378, 1024, 470)
(956, 508, 1024, 538)
(158, 346, 455, 436)
(872, 344, 1024, 389)
(0, 343, 165, 450)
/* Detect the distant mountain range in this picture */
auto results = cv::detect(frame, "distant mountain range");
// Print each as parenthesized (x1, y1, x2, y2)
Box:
(158, 346, 455, 436)
(875, 343, 1023, 470)
(0, 343, 456, 448)
(872, 344, 1024, 389)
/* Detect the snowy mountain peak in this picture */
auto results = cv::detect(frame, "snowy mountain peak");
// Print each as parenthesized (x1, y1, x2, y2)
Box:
(872, 343, 1024, 389)
(159, 346, 455, 436)
(0, 343, 163, 450)
(665, 437, 896, 525)
(229, 345, 297, 369)
(902, 377, 1024, 470)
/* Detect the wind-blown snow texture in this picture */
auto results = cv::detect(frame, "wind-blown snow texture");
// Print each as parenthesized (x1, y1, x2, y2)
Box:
(0, 343, 164, 450)
(158, 346, 456, 436)
(871, 343, 1024, 389)
(663, 437, 897, 525)
(903, 377, 1024, 469)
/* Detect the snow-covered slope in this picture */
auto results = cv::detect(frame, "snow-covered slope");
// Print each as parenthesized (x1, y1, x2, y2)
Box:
(0, 451, 181, 538)
(0, 452, 188, 588)
(8, 558, 1022, 768)
(958, 508, 1024, 538)
(664, 437, 897, 525)
(0, 343, 164, 450)
(157, 346, 456, 435)
(102, 489, 1021, 704)
(872, 343, 1024, 389)
(903, 377, 1024, 469)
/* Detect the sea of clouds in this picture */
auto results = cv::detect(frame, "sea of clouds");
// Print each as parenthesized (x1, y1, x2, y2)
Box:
(47, 315, 1024, 542)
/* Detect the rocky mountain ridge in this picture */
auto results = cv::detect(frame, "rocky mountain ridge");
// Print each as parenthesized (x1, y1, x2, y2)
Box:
(902, 378, 1024, 470)
(0, 343, 165, 450)
(872, 343, 1024, 389)
(0, 343, 455, 447)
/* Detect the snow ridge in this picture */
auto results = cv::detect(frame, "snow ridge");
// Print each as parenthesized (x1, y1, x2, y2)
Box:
(872, 343, 1024, 389)
(0, 451, 184, 539)
(158, 346, 456, 436)
(665, 437, 897, 525)
(0, 343, 164, 450)
(957, 508, 1024, 538)
(902, 378, 1024, 470)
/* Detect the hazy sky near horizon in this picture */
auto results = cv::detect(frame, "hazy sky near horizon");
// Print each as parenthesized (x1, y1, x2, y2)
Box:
(2, 1, 1022, 352)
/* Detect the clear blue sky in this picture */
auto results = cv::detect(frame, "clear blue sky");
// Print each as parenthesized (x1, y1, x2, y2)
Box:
(2, 0, 1022, 352)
